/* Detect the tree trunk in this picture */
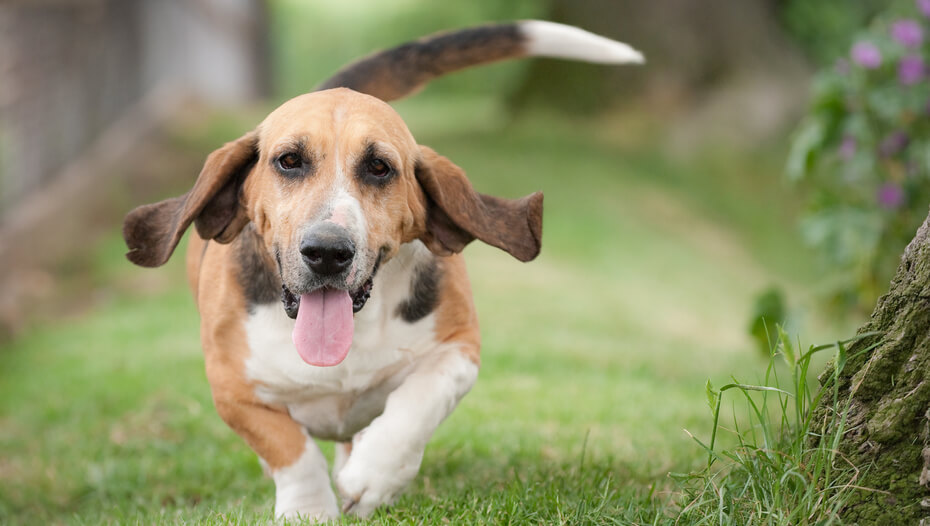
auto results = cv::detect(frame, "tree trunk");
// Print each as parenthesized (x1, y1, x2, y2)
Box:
(816, 210, 930, 524)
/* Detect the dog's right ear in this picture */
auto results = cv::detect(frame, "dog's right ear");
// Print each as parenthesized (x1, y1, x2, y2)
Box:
(123, 131, 258, 267)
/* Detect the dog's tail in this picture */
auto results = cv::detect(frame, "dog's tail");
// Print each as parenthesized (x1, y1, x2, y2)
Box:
(317, 20, 643, 102)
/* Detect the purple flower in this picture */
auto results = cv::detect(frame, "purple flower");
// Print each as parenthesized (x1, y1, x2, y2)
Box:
(839, 136, 856, 160)
(899, 55, 925, 84)
(879, 131, 910, 158)
(877, 183, 905, 209)
(891, 20, 923, 48)
(918, 0, 930, 18)
(851, 42, 882, 69)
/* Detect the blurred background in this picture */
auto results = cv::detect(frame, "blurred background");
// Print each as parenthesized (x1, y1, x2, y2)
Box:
(2, 0, 922, 522)
(0, 0, 891, 336)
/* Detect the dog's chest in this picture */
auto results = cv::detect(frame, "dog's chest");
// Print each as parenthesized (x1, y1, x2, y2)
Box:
(242, 246, 440, 441)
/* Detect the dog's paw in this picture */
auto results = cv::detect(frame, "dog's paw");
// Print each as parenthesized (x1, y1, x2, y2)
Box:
(335, 463, 399, 517)
(274, 484, 339, 523)
(275, 504, 339, 524)
(335, 452, 420, 517)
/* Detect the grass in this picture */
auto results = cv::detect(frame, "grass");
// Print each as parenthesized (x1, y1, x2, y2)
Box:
(0, 104, 857, 524)
(674, 330, 871, 525)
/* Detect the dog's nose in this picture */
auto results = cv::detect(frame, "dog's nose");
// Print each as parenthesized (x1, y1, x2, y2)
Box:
(300, 226, 355, 276)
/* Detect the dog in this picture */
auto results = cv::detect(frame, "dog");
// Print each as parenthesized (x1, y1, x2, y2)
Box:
(123, 20, 641, 521)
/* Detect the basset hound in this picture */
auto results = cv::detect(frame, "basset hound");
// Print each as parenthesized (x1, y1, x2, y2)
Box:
(124, 20, 641, 521)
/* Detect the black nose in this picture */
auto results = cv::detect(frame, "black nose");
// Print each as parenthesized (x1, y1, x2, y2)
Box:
(300, 227, 355, 276)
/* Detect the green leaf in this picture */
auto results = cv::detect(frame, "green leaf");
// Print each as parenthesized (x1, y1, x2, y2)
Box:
(786, 117, 825, 182)
(778, 325, 796, 368)
(705, 379, 717, 411)
(719, 383, 793, 397)
(835, 340, 848, 379)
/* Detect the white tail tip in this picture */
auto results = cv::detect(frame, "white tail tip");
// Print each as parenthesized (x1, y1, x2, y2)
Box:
(519, 20, 645, 65)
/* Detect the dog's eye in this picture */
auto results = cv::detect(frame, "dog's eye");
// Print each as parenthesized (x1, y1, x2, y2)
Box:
(367, 158, 391, 178)
(277, 153, 303, 172)
(356, 150, 395, 186)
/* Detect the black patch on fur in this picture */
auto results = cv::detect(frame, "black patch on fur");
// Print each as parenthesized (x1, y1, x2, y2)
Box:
(236, 225, 281, 311)
(396, 257, 442, 323)
(318, 23, 522, 102)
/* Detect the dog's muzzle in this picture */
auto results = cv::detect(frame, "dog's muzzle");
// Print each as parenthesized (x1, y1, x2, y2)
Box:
(281, 224, 378, 319)
(300, 224, 355, 277)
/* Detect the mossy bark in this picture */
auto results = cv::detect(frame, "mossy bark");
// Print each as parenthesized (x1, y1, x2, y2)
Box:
(816, 211, 930, 524)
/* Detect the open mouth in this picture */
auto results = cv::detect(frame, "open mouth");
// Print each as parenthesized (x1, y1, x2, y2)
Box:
(280, 257, 381, 368)
(281, 275, 374, 319)
(281, 282, 371, 368)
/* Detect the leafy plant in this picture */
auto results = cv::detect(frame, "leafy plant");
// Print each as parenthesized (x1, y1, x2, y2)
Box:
(788, 0, 930, 311)
(781, 0, 891, 65)
(671, 329, 880, 525)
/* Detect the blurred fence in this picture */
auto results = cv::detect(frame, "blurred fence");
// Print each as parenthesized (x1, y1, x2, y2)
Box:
(0, 0, 268, 216)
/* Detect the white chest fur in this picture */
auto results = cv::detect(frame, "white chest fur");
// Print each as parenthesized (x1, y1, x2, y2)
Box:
(243, 242, 440, 441)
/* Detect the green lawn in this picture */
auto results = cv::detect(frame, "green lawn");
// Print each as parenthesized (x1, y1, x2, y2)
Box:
(0, 107, 851, 524)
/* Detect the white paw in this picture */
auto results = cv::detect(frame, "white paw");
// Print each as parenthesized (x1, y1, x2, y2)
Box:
(271, 437, 339, 523)
(275, 501, 339, 523)
(273, 463, 340, 522)
(335, 449, 422, 517)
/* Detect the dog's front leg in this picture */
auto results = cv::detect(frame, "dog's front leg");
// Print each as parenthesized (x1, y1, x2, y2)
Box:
(335, 348, 479, 517)
(267, 431, 338, 521)
(206, 360, 339, 521)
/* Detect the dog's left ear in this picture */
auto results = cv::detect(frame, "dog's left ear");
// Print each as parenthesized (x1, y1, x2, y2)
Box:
(123, 131, 258, 267)
(415, 145, 543, 262)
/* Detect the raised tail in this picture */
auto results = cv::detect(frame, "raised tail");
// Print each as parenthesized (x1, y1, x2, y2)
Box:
(316, 20, 643, 102)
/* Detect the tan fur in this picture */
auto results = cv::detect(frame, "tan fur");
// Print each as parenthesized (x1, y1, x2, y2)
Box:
(243, 90, 429, 290)
(189, 235, 308, 470)
(185, 235, 204, 306)
(435, 256, 481, 365)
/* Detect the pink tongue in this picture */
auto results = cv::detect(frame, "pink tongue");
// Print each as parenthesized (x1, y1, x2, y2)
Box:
(292, 289, 354, 367)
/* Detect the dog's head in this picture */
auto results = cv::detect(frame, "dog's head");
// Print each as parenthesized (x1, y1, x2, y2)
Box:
(124, 89, 541, 362)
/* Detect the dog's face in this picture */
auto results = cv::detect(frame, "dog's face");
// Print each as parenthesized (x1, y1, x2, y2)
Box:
(247, 89, 425, 309)
(123, 88, 543, 309)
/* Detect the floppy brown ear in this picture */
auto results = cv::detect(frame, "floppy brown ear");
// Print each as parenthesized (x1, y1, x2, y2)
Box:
(123, 131, 258, 267)
(415, 145, 543, 262)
